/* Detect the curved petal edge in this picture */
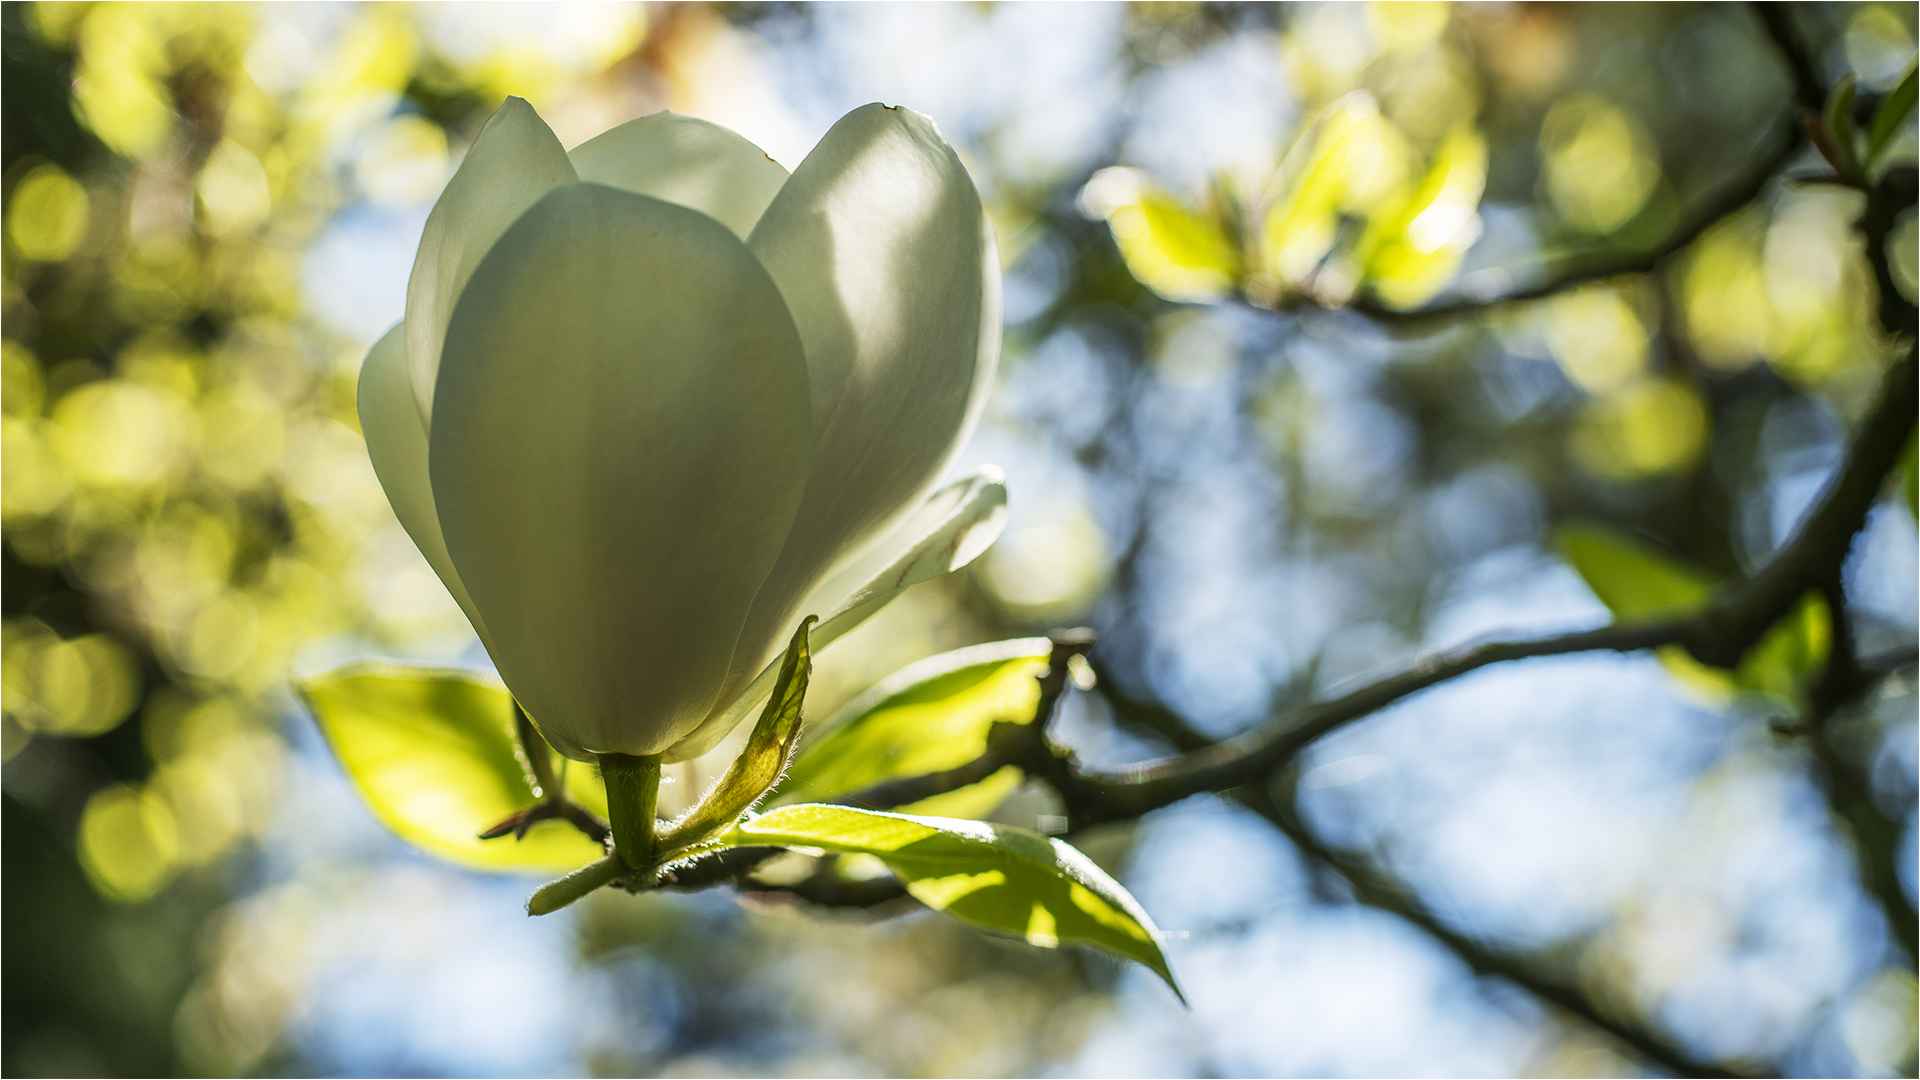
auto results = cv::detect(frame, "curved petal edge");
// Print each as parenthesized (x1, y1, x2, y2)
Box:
(666, 467, 1008, 762)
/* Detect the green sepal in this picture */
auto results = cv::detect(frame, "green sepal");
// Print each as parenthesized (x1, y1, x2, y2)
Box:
(658, 617, 816, 853)
(719, 803, 1184, 1000)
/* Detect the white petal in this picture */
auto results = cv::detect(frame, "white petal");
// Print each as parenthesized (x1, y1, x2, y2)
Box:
(430, 184, 812, 759)
(568, 111, 789, 240)
(355, 322, 494, 653)
(722, 103, 1001, 708)
(802, 466, 1008, 627)
(666, 468, 1008, 762)
(405, 97, 575, 430)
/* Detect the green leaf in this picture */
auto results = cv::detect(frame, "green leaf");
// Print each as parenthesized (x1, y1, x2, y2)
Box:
(1558, 524, 1830, 704)
(719, 803, 1182, 998)
(1261, 93, 1407, 285)
(1731, 591, 1831, 701)
(1357, 127, 1488, 310)
(1825, 74, 1863, 180)
(1868, 59, 1918, 169)
(659, 618, 814, 851)
(780, 638, 1051, 811)
(299, 664, 606, 873)
(1558, 523, 1715, 621)
(1087, 169, 1241, 304)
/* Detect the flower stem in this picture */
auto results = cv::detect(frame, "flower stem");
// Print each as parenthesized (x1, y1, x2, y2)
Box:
(598, 752, 662, 869)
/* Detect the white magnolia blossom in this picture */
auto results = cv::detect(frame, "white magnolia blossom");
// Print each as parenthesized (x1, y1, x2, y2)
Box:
(359, 99, 1005, 762)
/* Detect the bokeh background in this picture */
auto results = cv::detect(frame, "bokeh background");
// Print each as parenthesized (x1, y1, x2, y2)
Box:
(3, 2, 1916, 1076)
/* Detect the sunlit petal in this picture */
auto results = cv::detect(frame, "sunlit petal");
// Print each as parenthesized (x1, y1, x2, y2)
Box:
(355, 322, 494, 653)
(724, 103, 1000, 707)
(405, 97, 576, 429)
(430, 184, 811, 759)
(568, 111, 790, 239)
(667, 468, 1007, 762)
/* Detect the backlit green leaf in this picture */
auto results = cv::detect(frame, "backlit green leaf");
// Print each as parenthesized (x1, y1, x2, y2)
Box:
(299, 664, 605, 873)
(720, 803, 1181, 997)
(1868, 59, 1917, 170)
(1824, 74, 1863, 179)
(1558, 522, 1715, 621)
(1357, 127, 1487, 310)
(1086, 169, 1241, 304)
(781, 638, 1051, 812)
(1559, 524, 1829, 704)
(1261, 93, 1410, 286)
(1731, 591, 1831, 701)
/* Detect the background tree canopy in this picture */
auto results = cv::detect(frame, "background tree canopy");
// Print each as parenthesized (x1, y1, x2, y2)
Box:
(2, 2, 1915, 1077)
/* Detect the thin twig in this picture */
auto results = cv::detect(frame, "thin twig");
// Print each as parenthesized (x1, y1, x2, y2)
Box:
(1261, 776, 1752, 1079)
(1059, 619, 1693, 823)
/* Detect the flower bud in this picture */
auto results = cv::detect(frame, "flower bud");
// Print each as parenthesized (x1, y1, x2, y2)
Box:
(359, 100, 1005, 761)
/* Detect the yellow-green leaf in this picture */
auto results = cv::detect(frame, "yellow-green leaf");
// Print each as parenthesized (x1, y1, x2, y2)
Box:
(781, 638, 1051, 813)
(1868, 59, 1917, 169)
(1558, 524, 1830, 705)
(721, 803, 1182, 998)
(299, 664, 605, 873)
(1731, 591, 1831, 701)
(1558, 522, 1715, 621)
(1261, 93, 1411, 285)
(1107, 191, 1242, 304)
(1084, 168, 1242, 304)
(1357, 127, 1487, 310)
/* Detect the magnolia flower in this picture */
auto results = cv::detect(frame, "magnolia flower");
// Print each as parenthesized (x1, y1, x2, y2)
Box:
(358, 99, 1004, 765)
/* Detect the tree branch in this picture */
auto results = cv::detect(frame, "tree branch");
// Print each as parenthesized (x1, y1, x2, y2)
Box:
(1058, 619, 1693, 824)
(1750, 2, 1827, 112)
(1347, 137, 1798, 327)
(1334, 4, 1814, 328)
(1258, 778, 1753, 1079)
(1098, 671, 1753, 1077)
(1043, 331, 1916, 825)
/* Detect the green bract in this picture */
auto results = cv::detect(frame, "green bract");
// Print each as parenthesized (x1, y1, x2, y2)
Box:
(359, 99, 1005, 762)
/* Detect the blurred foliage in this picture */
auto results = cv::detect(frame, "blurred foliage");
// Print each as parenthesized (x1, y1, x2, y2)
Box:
(1559, 522, 1832, 706)
(1, 1, 1916, 1077)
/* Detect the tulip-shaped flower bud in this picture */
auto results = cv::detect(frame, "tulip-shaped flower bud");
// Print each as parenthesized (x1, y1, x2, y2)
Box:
(357, 99, 1005, 863)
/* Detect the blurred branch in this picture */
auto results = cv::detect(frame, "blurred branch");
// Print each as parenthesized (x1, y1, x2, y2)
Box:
(1263, 784, 1751, 1079)
(1805, 573, 1918, 965)
(1337, 5, 1820, 329)
(1097, 674, 1753, 1077)
(1750, 2, 1827, 112)
(1053, 338, 1916, 824)
(1346, 121, 1800, 326)
(1795, 155, 1920, 967)
(1059, 619, 1689, 823)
